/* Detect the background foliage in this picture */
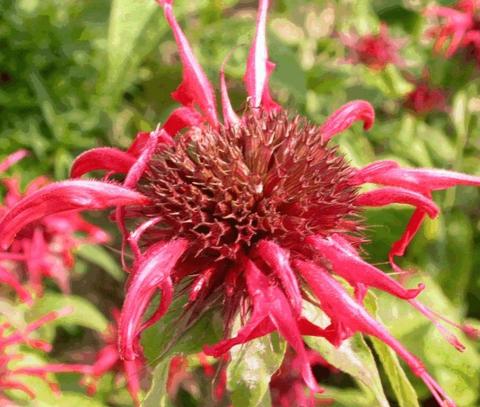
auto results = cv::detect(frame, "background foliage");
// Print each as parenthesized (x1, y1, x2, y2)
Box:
(1, 0, 480, 405)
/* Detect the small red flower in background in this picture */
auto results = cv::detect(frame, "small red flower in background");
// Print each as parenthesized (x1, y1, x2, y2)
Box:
(403, 72, 448, 115)
(270, 348, 334, 407)
(426, 0, 480, 65)
(0, 151, 109, 298)
(0, 308, 92, 405)
(79, 311, 143, 406)
(1, 1, 480, 405)
(340, 24, 405, 70)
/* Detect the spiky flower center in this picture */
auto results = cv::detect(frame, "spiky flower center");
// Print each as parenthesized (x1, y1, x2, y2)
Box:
(139, 109, 361, 259)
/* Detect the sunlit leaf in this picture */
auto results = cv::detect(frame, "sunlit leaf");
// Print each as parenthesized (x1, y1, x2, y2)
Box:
(227, 333, 286, 407)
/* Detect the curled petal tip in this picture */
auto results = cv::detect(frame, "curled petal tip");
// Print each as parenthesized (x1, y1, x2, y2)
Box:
(320, 100, 375, 142)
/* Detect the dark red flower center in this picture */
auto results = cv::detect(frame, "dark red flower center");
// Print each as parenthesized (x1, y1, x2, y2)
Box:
(139, 109, 362, 260)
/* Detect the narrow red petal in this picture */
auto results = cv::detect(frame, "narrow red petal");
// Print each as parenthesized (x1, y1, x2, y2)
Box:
(0, 180, 149, 249)
(0, 150, 28, 173)
(127, 130, 174, 158)
(220, 57, 240, 127)
(0, 266, 32, 304)
(157, 0, 218, 127)
(256, 240, 302, 314)
(70, 147, 136, 178)
(320, 100, 375, 142)
(244, 0, 279, 110)
(117, 130, 161, 270)
(354, 163, 480, 193)
(118, 239, 188, 360)
(307, 235, 424, 300)
(355, 186, 439, 218)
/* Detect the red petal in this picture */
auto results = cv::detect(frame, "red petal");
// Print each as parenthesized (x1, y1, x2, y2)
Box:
(256, 240, 302, 314)
(118, 239, 187, 360)
(320, 100, 375, 142)
(355, 186, 439, 218)
(244, 0, 279, 110)
(295, 259, 455, 407)
(0, 180, 149, 249)
(127, 130, 174, 158)
(0, 150, 28, 173)
(0, 266, 32, 304)
(245, 259, 322, 393)
(220, 57, 240, 127)
(157, 0, 218, 126)
(307, 235, 424, 300)
(71, 148, 136, 178)
(163, 106, 203, 136)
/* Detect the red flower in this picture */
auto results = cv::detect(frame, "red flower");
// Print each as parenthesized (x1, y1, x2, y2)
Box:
(0, 308, 92, 404)
(1, 1, 479, 405)
(270, 348, 334, 407)
(79, 311, 143, 406)
(0, 152, 110, 297)
(404, 78, 447, 115)
(426, 0, 480, 64)
(340, 24, 405, 70)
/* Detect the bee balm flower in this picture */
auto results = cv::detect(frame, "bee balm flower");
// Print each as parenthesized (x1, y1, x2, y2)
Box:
(0, 1, 479, 405)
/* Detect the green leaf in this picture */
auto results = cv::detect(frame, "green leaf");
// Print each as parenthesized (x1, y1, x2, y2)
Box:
(227, 333, 286, 407)
(28, 292, 108, 333)
(365, 295, 419, 407)
(142, 294, 223, 364)
(378, 274, 480, 406)
(37, 393, 108, 407)
(76, 243, 124, 281)
(104, 0, 163, 98)
(303, 302, 389, 407)
(143, 359, 172, 407)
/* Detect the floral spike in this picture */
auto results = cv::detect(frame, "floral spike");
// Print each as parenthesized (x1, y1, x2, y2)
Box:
(118, 239, 188, 361)
(0, 180, 148, 249)
(156, 0, 218, 127)
(71, 147, 136, 178)
(244, 0, 279, 110)
(320, 100, 375, 142)
(296, 260, 456, 407)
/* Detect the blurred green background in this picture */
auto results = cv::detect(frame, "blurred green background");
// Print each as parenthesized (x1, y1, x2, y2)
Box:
(2, 0, 480, 405)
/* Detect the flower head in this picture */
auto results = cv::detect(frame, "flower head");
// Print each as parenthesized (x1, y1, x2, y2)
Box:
(340, 24, 405, 70)
(403, 79, 448, 115)
(426, 0, 480, 64)
(1, 1, 480, 406)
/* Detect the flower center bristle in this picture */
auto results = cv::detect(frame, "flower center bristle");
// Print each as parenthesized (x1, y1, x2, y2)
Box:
(139, 109, 361, 259)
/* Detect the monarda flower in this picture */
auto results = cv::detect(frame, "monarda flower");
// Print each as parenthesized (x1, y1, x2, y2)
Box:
(0, 308, 92, 405)
(0, 1, 479, 405)
(78, 311, 143, 406)
(403, 82, 447, 115)
(426, 0, 480, 65)
(0, 151, 109, 297)
(340, 24, 405, 70)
